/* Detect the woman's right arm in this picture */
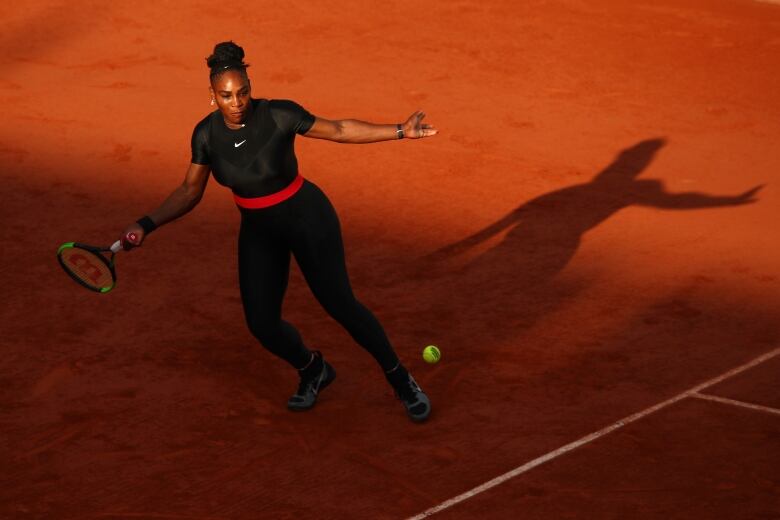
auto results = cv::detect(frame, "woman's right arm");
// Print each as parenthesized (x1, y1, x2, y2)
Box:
(120, 163, 211, 247)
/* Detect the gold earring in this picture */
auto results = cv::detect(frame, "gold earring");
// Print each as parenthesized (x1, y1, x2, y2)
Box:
(210, 98, 215, 106)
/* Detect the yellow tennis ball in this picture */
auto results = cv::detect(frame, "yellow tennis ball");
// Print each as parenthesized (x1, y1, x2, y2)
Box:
(423, 345, 441, 364)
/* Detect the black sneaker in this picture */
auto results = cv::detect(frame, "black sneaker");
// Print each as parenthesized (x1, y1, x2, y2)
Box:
(287, 351, 336, 411)
(386, 365, 431, 422)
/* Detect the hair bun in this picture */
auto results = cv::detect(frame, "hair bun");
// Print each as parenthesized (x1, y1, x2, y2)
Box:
(206, 41, 246, 69)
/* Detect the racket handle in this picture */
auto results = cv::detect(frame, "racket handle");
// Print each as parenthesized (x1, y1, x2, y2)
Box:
(118, 232, 139, 252)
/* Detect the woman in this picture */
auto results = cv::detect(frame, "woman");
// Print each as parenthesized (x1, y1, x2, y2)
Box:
(120, 41, 437, 422)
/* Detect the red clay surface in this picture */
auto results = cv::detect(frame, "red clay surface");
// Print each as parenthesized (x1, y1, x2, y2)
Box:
(705, 357, 780, 410)
(435, 399, 780, 520)
(1, 0, 779, 519)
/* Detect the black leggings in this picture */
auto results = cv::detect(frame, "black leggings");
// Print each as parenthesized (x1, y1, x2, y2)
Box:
(237, 179, 399, 372)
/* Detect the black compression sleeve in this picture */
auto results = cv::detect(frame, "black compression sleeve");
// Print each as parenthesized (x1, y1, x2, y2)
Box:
(191, 117, 211, 165)
(270, 100, 315, 135)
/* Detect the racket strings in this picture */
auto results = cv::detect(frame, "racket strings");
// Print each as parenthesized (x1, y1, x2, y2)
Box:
(58, 247, 114, 289)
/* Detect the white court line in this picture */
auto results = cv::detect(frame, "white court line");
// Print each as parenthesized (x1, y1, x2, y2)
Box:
(691, 392, 780, 416)
(405, 347, 780, 520)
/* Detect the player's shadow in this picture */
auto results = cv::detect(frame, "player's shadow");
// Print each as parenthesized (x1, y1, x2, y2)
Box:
(418, 138, 762, 339)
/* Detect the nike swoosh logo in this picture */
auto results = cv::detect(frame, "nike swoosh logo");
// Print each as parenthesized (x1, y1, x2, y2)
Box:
(234, 140, 247, 148)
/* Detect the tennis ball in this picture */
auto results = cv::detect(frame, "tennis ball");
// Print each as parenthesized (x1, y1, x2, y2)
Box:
(422, 345, 441, 364)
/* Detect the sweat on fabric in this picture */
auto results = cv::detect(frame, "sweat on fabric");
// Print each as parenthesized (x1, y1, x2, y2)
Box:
(190, 98, 315, 198)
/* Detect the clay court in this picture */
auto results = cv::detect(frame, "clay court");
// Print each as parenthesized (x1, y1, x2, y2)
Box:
(2, 0, 779, 518)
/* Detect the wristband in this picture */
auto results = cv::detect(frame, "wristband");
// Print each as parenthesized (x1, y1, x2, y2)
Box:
(396, 124, 405, 140)
(136, 215, 158, 234)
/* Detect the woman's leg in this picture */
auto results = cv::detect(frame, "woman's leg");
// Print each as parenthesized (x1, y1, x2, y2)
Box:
(238, 216, 312, 370)
(287, 181, 430, 421)
(286, 182, 400, 372)
(277, 181, 430, 421)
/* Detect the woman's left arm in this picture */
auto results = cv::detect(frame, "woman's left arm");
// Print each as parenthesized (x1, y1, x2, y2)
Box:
(303, 110, 437, 143)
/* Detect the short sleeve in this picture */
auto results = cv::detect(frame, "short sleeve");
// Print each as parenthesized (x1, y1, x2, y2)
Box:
(269, 99, 316, 135)
(190, 116, 211, 165)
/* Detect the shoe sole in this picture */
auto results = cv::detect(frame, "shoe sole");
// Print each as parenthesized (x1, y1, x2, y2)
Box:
(408, 409, 431, 423)
(404, 394, 431, 423)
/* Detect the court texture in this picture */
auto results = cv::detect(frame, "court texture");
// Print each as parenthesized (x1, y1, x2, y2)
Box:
(1, 0, 778, 518)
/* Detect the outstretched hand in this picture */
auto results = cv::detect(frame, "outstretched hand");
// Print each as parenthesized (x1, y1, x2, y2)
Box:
(402, 110, 438, 139)
(731, 184, 764, 205)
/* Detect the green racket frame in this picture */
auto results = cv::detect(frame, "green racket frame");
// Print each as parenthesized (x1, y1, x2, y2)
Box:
(56, 240, 122, 293)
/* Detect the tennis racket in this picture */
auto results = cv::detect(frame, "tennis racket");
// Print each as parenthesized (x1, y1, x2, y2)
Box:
(56, 233, 136, 293)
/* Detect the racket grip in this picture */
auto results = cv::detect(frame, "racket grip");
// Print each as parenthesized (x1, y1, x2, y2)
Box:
(110, 240, 122, 253)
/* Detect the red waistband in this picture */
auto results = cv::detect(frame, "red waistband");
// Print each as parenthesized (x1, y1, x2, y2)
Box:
(233, 175, 304, 209)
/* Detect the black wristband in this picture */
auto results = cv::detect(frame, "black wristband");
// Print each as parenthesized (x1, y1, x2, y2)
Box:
(396, 124, 405, 139)
(136, 216, 157, 234)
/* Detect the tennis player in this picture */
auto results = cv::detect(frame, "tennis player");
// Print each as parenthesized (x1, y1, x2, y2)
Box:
(120, 41, 437, 422)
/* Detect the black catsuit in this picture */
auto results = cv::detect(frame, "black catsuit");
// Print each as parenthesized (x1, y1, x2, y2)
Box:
(190, 98, 399, 371)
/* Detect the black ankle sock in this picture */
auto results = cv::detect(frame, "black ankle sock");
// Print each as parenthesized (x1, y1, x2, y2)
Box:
(299, 352, 323, 380)
(385, 363, 409, 387)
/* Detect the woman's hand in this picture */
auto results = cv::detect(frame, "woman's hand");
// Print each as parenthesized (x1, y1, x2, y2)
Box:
(402, 111, 438, 139)
(120, 223, 145, 250)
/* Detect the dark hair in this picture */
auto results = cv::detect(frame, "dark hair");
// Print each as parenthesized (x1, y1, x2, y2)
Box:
(206, 41, 249, 80)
